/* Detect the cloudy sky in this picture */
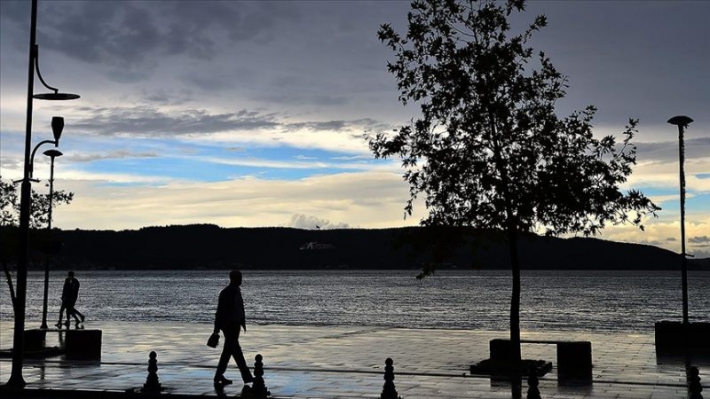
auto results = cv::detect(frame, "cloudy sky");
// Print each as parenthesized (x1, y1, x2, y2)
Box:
(1, 0, 708, 258)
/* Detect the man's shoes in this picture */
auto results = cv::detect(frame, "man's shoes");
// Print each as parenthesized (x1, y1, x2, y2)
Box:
(214, 375, 233, 385)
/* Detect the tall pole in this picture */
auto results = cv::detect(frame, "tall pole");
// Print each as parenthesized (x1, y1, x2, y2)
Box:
(40, 151, 60, 329)
(678, 124, 688, 326)
(8, 0, 38, 387)
(8, 1, 77, 384)
(668, 115, 693, 326)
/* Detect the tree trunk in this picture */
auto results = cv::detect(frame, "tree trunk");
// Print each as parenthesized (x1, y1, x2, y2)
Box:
(486, 107, 522, 397)
(507, 225, 522, 361)
(507, 224, 522, 399)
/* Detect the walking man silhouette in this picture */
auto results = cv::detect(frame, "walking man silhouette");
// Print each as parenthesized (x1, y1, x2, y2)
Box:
(213, 270, 254, 386)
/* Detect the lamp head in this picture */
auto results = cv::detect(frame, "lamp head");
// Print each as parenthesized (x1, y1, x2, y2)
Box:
(51, 116, 64, 143)
(668, 115, 693, 128)
(43, 149, 63, 159)
(33, 92, 80, 101)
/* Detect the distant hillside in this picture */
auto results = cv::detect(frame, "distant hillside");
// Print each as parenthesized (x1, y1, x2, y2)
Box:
(11, 225, 706, 271)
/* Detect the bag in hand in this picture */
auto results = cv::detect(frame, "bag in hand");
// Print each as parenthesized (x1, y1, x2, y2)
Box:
(207, 333, 220, 348)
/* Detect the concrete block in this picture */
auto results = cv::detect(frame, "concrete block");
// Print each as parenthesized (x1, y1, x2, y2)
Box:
(65, 329, 102, 360)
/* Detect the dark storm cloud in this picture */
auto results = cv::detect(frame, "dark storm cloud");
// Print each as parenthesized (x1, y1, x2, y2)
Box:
(38, 2, 159, 70)
(5, 1, 300, 81)
(632, 138, 710, 163)
(72, 106, 279, 136)
(257, 92, 351, 107)
(285, 118, 390, 133)
(140, 88, 193, 106)
(183, 73, 237, 92)
(0, 1, 29, 32)
(526, 1, 710, 126)
(69, 106, 387, 138)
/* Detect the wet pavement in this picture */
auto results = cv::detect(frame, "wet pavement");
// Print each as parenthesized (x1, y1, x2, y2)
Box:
(0, 320, 707, 398)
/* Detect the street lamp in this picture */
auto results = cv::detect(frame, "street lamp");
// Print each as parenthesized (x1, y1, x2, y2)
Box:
(39, 148, 63, 330)
(7, 0, 79, 388)
(667, 115, 693, 325)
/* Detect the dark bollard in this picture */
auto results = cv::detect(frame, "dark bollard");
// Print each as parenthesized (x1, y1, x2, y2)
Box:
(142, 351, 162, 394)
(380, 357, 402, 399)
(251, 354, 270, 398)
(526, 365, 541, 399)
(688, 366, 704, 399)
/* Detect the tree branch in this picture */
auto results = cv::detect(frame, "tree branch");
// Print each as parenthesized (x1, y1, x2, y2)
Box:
(3, 262, 17, 311)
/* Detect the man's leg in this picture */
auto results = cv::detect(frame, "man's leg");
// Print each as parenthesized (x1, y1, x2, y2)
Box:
(73, 307, 85, 322)
(215, 327, 235, 382)
(56, 303, 66, 326)
(231, 328, 253, 383)
(66, 302, 80, 322)
(63, 305, 72, 325)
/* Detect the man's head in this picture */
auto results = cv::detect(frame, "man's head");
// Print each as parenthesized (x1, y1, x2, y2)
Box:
(68, 271, 74, 278)
(229, 270, 242, 286)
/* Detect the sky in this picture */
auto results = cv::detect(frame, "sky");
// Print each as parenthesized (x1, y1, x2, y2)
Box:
(0, 0, 708, 258)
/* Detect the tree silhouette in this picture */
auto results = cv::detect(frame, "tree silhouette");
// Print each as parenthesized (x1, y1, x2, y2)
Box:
(0, 177, 73, 229)
(0, 176, 73, 310)
(371, 0, 659, 373)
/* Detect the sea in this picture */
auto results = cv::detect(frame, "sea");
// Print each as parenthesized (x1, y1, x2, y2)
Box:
(0, 270, 708, 332)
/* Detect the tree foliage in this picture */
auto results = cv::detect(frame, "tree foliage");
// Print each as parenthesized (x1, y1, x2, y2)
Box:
(0, 178, 18, 227)
(1, 176, 74, 308)
(0, 177, 74, 229)
(371, 0, 659, 243)
(371, 0, 659, 373)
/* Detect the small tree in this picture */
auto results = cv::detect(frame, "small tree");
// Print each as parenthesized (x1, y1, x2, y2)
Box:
(0, 177, 73, 228)
(371, 0, 659, 368)
(0, 178, 19, 227)
(0, 177, 73, 309)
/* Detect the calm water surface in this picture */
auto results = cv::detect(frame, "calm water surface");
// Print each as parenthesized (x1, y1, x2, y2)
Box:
(0, 270, 707, 332)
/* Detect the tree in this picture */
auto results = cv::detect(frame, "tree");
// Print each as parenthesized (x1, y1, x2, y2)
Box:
(0, 177, 73, 229)
(0, 177, 73, 309)
(0, 178, 19, 227)
(371, 0, 659, 372)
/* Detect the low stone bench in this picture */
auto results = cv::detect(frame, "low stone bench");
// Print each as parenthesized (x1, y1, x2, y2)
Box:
(23, 329, 48, 352)
(655, 321, 710, 357)
(23, 328, 102, 360)
(25, 328, 102, 360)
(65, 329, 102, 360)
(490, 338, 592, 381)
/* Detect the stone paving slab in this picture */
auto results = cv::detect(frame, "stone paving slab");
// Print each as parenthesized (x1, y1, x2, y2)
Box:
(0, 320, 708, 398)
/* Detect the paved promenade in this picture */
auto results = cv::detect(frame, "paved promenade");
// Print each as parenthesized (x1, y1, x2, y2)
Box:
(0, 320, 707, 398)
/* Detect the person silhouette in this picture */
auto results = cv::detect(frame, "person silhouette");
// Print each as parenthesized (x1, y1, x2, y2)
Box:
(213, 270, 254, 386)
(56, 271, 85, 327)
(55, 276, 71, 327)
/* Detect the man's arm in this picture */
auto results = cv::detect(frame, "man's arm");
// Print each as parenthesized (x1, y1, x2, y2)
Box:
(238, 289, 246, 332)
(214, 291, 223, 334)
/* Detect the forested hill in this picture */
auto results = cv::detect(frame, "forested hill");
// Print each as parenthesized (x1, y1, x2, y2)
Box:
(21, 225, 708, 271)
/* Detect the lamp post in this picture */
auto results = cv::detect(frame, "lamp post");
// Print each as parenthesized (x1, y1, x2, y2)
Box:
(7, 0, 79, 388)
(667, 115, 693, 325)
(39, 149, 63, 330)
